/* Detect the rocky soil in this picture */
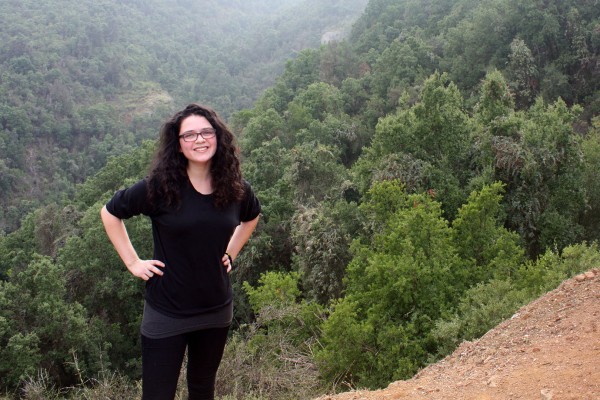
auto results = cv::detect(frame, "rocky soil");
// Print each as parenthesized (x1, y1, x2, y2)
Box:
(319, 269, 599, 400)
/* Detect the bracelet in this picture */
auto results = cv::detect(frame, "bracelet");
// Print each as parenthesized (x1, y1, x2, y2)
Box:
(225, 252, 235, 270)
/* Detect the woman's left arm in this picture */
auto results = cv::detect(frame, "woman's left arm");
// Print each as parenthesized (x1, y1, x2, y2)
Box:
(223, 215, 260, 272)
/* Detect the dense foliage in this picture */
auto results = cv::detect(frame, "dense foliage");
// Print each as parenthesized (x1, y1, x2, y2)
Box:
(0, 0, 367, 232)
(1, 0, 599, 398)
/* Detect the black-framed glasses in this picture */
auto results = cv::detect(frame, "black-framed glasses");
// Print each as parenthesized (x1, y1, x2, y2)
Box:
(179, 128, 217, 142)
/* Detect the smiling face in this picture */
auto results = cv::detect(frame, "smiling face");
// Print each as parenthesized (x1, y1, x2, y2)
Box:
(178, 114, 217, 166)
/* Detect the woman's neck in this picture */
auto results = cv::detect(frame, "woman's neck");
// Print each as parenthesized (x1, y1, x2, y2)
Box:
(187, 162, 213, 194)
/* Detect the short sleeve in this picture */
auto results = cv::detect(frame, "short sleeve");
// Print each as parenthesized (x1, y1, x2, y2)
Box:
(105, 179, 152, 219)
(239, 181, 261, 222)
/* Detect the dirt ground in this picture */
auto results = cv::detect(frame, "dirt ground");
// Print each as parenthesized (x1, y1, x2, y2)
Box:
(318, 269, 599, 400)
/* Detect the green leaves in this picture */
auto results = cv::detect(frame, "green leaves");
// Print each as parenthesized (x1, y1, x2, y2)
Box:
(244, 271, 302, 313)
(353, 72, 472, 216)
(0, 333, 41, 388)
(292, 200, 359, 303)
(505, 98, 585, 256)
(317, 181, 462, 387)
(452, 182, 524, 281)
(317, 179, 536, 389)
(239, 109, 286, 153)
(0, 255, 92, 389)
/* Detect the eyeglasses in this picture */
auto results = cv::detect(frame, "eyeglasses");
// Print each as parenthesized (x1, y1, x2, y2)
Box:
(179, 128, 216, 142)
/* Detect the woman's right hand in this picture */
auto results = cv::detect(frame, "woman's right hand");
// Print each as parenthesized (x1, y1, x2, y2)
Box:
(127, 259, 166, 281)
(101, 206, 166, 282)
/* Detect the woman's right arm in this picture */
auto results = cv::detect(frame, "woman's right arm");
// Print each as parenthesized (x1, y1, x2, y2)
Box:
(100, 205, 165, 281)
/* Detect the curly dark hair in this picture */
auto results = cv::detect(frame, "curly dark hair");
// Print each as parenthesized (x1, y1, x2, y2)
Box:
(147, 103, 245, 209)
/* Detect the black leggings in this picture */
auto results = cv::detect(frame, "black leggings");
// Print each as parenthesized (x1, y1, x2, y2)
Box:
(141, 326, 230, 400)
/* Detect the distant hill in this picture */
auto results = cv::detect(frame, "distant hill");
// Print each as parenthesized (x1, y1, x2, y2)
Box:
(0, 0, 368, 232)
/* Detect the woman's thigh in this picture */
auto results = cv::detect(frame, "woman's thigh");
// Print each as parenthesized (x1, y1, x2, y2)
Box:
(141, 334, 187, 400)
(185, 326, 230, 400)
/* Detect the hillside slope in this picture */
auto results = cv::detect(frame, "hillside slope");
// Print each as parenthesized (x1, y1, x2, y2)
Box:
(319, 269, 599, 400)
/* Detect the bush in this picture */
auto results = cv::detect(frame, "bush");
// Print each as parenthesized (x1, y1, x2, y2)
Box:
(432, 242, 600, 359)
(216, 272, 325, 399)
(514, 242, 600, 297)
(432, 279, 529, 357)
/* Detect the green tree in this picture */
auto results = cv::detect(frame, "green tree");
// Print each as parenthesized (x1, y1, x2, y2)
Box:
(433, 242, 600, 362)
(451, 182, 524, 283)
(431, 278, 529, 357)
(474, 69, 515, 126)
(58, 196, 152, 379)
(506, 99, 585, 256)
(319, 41, 360, 88)
(290, 82, 344, 122)
(236, 137, 296, 291)
(442, 1, 513, 91)
(581, 118, 600, 240)
(506, 38, 538, 108)
(0, 255, 93, 389)
(472, 71, 588, 256)
(317, 180, 462, 389)
(239, 108, 286, 153)
(0, 212, 38, 278)
(370, 35, 436, 107)
(74, 140, 155, 208)
(279, 49, 321, 93)
(291, 200, 360, 303)
(513, 242, 600, 296)
(288, 142, 349, 205)
(340, 77, 370, 115)
(353, 72, 472, 217)
(243, 271, 302, 311)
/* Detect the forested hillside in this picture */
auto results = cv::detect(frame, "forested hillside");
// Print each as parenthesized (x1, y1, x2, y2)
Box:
(1, 0, 599, 399)
(0, 0, 367, 232)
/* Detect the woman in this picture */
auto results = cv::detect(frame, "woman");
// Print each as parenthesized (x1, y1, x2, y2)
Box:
(101, 103, 261, 399)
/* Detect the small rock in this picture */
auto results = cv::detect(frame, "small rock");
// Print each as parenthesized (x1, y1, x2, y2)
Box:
(574, 274, 586, 282)
(540, 388, 554, 399)
(487, 375, 499, 387)
(584, 271, 596, 280)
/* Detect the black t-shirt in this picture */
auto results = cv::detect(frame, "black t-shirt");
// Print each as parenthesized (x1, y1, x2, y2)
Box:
(106, 178, 261, 318)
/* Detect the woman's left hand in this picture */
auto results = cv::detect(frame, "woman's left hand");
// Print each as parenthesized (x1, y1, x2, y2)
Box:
(222, 253, 234, 273)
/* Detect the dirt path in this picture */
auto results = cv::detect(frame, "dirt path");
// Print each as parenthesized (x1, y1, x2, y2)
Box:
(318, 269, 599, 400)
